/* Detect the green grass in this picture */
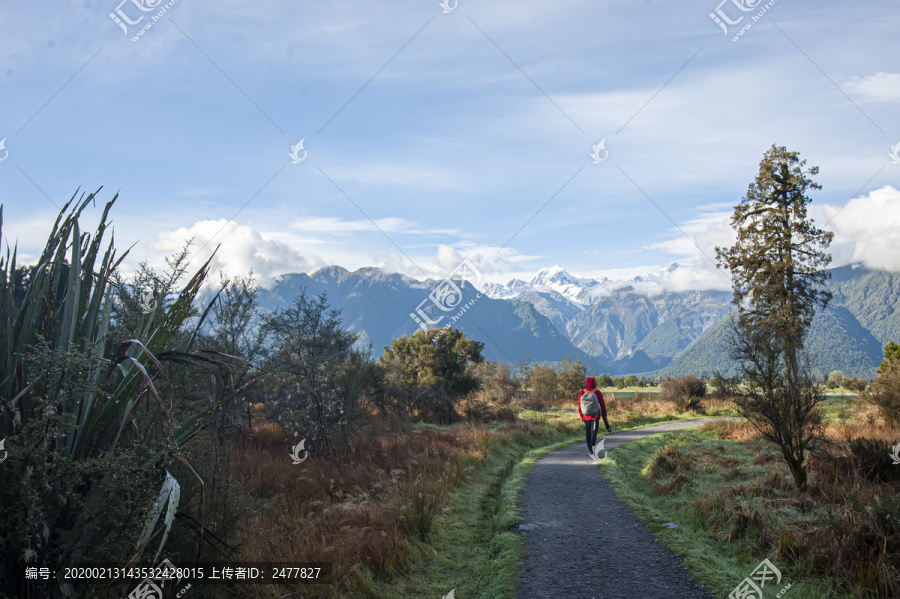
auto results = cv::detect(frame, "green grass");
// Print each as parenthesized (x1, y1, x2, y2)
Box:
(597, 427, 854, 599)
(368, 430, 578, 598)
(599, 386, 660, 397)
(818, 393, 864, 423)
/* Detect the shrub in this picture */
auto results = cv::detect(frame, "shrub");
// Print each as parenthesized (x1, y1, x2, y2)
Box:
(0, 193, 237, 596)
(265, 291, 375, 451)
(844, 377, 868, 393)
(827, 370, 845, 389)
(470, 361, 519, 404)
(526, 361, 558, 405)
(377, 328, 484, 423)
(864, 361, 900, 428)
(556, 357, 588, 400)
(660, 375, 707, 412)
(846, 437, 900, 483)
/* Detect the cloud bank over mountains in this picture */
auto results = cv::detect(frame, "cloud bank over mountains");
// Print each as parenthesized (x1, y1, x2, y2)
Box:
(145, 185, 900, 294)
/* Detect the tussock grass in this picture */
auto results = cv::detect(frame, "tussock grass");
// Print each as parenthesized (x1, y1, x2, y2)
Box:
(227, 412, 577, 598)
(232, 421, 477, 597)
(599, 412, 900, 599)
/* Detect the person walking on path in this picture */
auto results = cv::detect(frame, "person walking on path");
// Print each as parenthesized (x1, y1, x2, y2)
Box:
(578, 376, 611, 456)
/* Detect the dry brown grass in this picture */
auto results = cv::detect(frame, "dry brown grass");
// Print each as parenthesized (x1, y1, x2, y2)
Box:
(724, 500, 770, 544)
(456, 391, 518, 422)
(701, 418, 760, 442)
(693, 408, 900, 597)
(792, 453, 900, 597)
(701, 397, 734, 413)
(752, 450, 778, 465)
(231, 420, 476, 597)
(647, 444, 693, 496)
(528, 391, 683, 423)
(227, 414, 560, 598)
(827, 399, 897, 443)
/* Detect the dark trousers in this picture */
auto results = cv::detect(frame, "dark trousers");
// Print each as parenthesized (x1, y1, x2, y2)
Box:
(584, 419, 599, 451)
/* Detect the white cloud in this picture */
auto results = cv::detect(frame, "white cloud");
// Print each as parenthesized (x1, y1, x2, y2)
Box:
(149, 219, 325, 289)
(628, 185, 900, 293)
(372, 251, 410, 275)
(575, 261, 733, 296)
(646, 210, 735, 263)
(844, 72, 900, 103)
(816, 185, 900, 271)
(648, 263, 733, 295)
(433, 243, 545, 282)
(366, 243, 543, 284)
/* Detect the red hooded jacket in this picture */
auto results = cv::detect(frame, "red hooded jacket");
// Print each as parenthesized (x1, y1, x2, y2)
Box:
(578, 376, 607, 422)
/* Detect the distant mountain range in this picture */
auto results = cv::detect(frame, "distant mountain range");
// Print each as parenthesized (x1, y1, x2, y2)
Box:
(256, 266, 591, 366)
(256, 263, 900, 378)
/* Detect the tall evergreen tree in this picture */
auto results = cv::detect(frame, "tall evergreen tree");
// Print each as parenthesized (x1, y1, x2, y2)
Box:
(716, 145, 833, 487)
(717, 145, 833, 392)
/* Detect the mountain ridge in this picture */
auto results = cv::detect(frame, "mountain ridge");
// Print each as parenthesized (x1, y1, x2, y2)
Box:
(255, 262, 898, 378)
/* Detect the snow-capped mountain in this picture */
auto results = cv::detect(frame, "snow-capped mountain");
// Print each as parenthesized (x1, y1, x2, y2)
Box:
(481, 263, 683, 307)
(480, 263, 733, 368)
(482, 265, 598, 306)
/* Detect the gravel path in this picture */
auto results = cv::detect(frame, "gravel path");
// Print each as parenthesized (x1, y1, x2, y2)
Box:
(514, 419, 723, 599)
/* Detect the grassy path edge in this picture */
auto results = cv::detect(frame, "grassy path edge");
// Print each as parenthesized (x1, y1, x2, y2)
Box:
(595, 426, 840, 599)
(379, 417, 731, 598)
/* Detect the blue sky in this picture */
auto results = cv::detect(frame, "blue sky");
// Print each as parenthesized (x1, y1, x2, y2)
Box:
(1, 0, 898, 291)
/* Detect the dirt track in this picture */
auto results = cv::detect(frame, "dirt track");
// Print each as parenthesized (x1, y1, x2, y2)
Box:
(514, 420, 722, 599)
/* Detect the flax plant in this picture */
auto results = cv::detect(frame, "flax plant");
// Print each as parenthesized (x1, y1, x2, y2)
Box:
(0, 190, 238, 597)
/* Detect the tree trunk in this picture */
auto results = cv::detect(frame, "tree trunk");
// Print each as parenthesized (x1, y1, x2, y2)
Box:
(779, 179, 800, 398)
(788, 458, 807, 488)
(784, 343, 799, 398)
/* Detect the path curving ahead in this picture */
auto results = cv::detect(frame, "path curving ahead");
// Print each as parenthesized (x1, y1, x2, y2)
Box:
(514, 419, 721, 599)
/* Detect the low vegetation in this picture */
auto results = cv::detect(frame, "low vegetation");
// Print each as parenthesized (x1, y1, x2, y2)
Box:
(600, 400, 900, 598)
(659, 374, 707, 412)
(863, 339, 900, 428)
